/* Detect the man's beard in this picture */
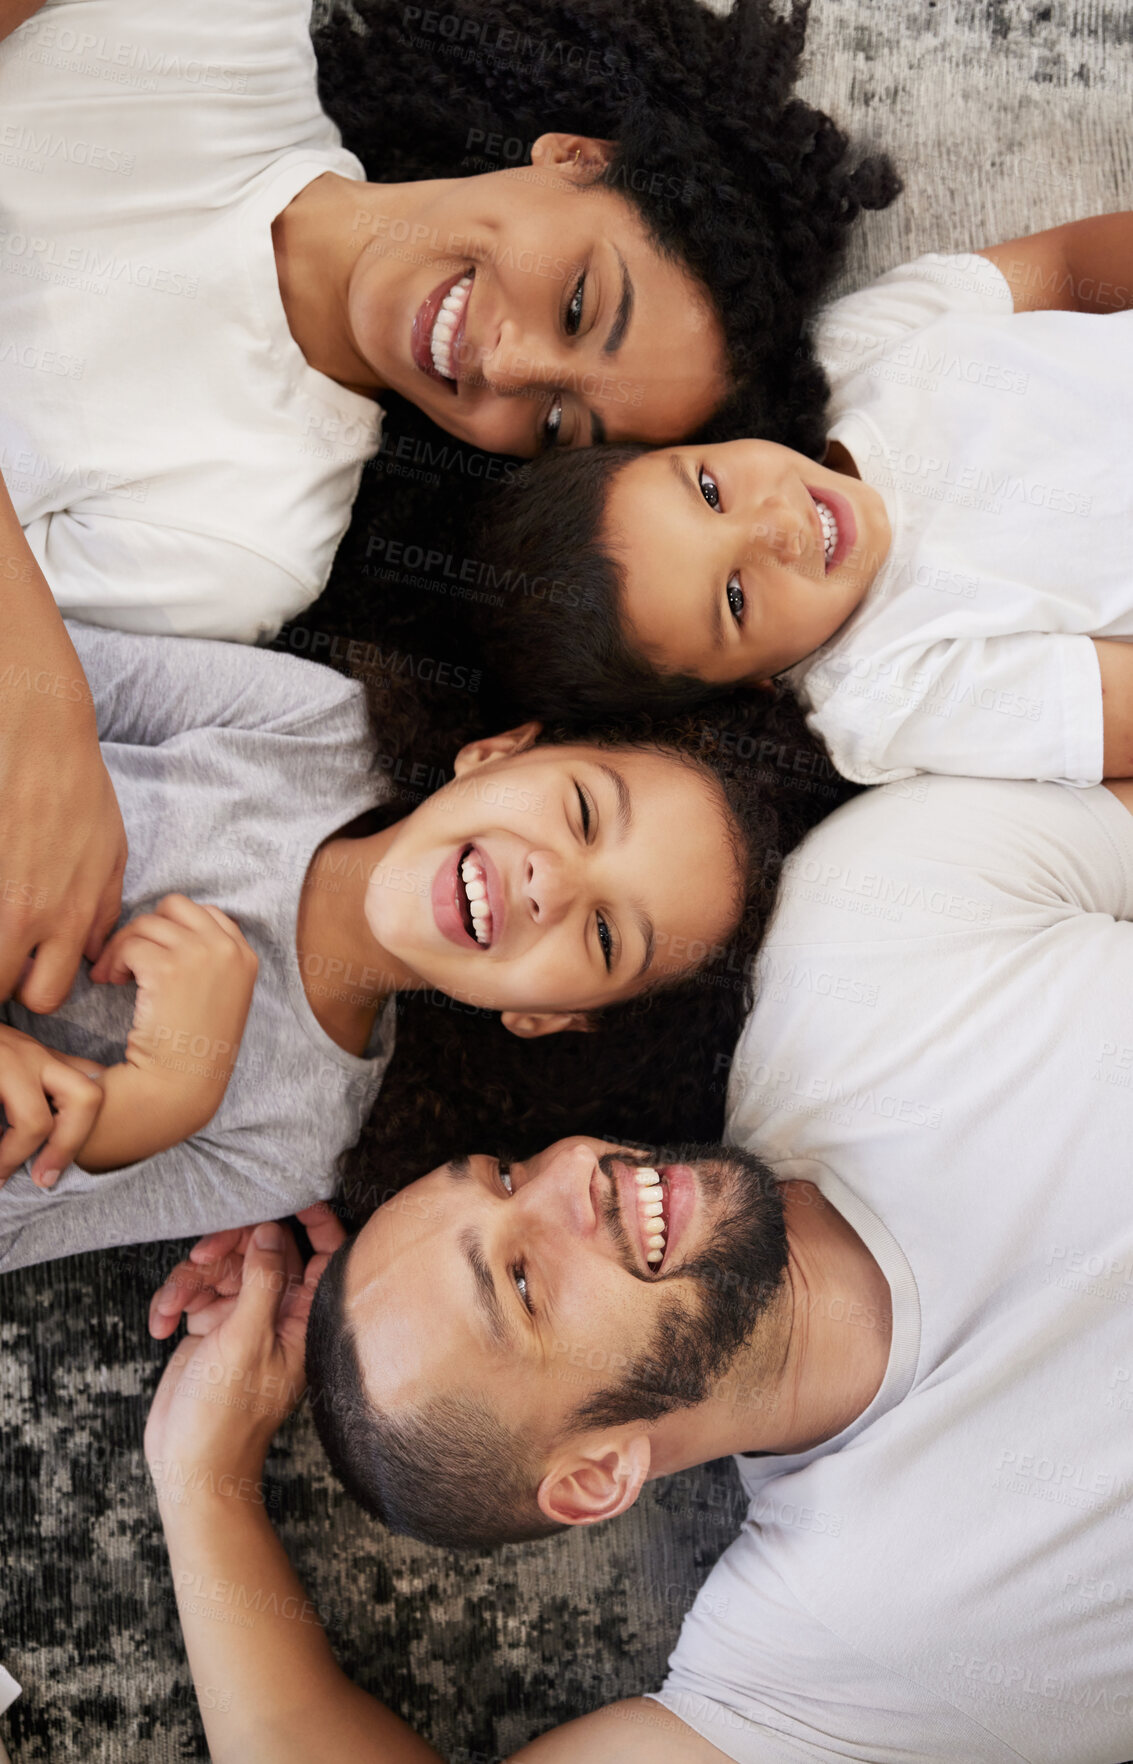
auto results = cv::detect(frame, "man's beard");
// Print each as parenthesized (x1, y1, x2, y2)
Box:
(574, 1144, 789, 1432)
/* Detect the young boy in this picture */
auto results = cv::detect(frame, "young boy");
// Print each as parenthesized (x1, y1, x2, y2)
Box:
(476, 215, 1133, 787)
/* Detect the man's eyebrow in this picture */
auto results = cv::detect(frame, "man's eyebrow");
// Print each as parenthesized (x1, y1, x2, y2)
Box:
(446, 1154, 471, 1180)
(668, 455, 725, 650)
(460, 1226, 514, 1349)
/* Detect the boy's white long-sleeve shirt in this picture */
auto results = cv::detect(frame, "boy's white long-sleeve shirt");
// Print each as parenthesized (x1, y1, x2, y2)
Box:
(793, 253, 1133, 785)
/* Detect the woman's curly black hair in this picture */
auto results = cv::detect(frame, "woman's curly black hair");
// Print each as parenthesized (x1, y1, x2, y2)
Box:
(286, 0, 873, 1217)
(316, 0, 899, 457)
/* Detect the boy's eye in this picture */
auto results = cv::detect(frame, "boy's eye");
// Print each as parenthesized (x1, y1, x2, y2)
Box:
(727, 574, 745, 624)
(698, 466, 722, 511)
(498, 1162, 514, 1195)
(596, 911, 613, 971)
(565, 271, 586, 337)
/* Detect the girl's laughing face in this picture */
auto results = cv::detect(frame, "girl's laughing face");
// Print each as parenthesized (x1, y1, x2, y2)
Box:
(363, 726, 742, 1035)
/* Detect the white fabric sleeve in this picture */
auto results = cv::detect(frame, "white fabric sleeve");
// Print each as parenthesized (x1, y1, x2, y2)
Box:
(62, 621, 360, 749)
(24, 511, 317, 644)
(816, 253, 1014, 386)
(647, 1547, 1019, 1764)
(799, 632, 1104, 786)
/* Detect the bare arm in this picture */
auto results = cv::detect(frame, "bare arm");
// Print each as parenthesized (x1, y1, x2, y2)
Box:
(1092, 640, 1133, 780)
(0, 468, 127, 1009)
(0, 0, 43, 43)
(146, 1232, 736, 1764)
(979, 213, 1133, 314)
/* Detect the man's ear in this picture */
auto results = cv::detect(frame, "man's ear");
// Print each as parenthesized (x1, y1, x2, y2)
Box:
(500, 1009, 595, 1039)
(537, 1432, 652, 1529)
(530, 132, 617, 177)
(452, 721, 542, 778)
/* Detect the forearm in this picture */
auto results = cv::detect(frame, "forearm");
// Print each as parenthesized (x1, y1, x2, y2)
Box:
(76, 1062, 217, 1173)
(981, 213, 1133, 314)
(158, 1488, 444, 1764)
(0, 472, 95, 734)
(1094, 639, 1133, 779)
(0, 0, 43, 44)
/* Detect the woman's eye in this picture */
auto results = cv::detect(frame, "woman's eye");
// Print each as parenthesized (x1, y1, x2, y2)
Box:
(698, 467, 722, 511)
(498, 1162, 514, 1195)
(575, 782, 592, 839)
(596, 911, 613, 971)
(727, 574, 745, 624)
(513, 1264, 535, 1314)
(543, 396, 563, 448)
(565, 272, 586, 337)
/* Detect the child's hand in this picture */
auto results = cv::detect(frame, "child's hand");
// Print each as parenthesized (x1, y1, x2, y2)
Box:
(89, 894, 258, 1138)
(0, 1023, 104, 1188)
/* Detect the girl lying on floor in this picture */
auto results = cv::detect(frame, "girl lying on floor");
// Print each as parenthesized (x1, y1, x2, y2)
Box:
(0, 617, 816, 1274)
(474, 214, 1133, 788)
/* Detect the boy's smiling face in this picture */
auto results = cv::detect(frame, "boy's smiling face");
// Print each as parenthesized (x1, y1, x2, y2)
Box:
(605, 439, 892, 684)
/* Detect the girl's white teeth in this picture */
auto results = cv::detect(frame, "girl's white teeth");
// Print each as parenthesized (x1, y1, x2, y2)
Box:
(430, 273, 472, 380)
(814, 498, 839, 566)
(635, 1167, 667, 1265)
(460, 851, 492, 946)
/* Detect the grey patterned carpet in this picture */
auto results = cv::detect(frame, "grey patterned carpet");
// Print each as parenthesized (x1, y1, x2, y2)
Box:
(2, 3, 1131, 1759)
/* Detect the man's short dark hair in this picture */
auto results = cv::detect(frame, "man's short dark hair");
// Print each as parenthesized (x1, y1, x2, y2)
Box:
(306, 1234, 560, 1550)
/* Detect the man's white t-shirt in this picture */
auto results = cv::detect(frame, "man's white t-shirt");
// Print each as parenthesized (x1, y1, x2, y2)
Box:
(649, 775, 1133, 1763)
(788, 254, 1133, 785)
(0, 0, 382, 641)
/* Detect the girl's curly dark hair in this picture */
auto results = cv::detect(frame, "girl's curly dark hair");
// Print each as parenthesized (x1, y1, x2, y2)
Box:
(315, 0, 899, 457)
(313, 670, 852, 1228)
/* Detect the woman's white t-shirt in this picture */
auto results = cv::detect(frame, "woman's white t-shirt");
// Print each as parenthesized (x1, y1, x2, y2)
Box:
(0, 0, 383, 641)
(791, 254, 1133, 785)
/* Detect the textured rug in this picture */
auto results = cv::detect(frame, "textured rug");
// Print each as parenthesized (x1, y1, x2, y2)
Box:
(2, 2, 1131, 1759)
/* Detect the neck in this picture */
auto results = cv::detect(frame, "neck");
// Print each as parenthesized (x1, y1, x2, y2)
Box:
(271, 174, 435, 393)
(297, 819, 419, 1054)
(649, 1181, 892, 1476)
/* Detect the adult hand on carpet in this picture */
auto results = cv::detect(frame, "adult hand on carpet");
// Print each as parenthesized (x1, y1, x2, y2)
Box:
(144, 1220, 330, 1496)
(148, 1203, 346, 1340)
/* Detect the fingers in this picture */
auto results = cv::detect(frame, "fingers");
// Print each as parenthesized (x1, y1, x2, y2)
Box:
(295, 1200, 348, 1256)
(189, 1225, 249, 1267)
(277, 1249, 329, 1354)
(16, 931, 84, 1016)
(88, 911, 181, 985)
(83, 868, 126, 966)
(0, 1049, 67, 1184)
(28, 1060, 103, 1188)
(231, 1222, 292, 1340)
(149, 1259, 218, 1339)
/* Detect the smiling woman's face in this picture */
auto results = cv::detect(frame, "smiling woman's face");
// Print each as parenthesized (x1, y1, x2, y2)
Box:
(363, 728, 741, 1029)
(347, 135, 728, 458)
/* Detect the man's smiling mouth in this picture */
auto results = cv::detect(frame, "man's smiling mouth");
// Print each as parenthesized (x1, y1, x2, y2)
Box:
(634, 1166, 670, 1267)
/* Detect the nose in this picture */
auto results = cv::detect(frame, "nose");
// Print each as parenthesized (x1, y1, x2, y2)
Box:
(478, 314, 557, 399)
(511, 1141, 600, 1240)
(522, 847, 575, 928)
(742, 494, 805, 565)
